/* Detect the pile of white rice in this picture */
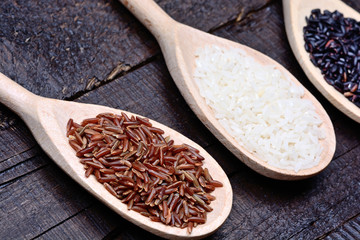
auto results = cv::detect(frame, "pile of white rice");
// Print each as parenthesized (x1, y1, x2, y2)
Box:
(193, 45, 325, 172)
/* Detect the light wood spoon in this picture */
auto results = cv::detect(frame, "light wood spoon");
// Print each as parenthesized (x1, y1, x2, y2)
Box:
(283, 0, 360, 123)
(119, 0, 336, 180)
(0, 72, 232, 239)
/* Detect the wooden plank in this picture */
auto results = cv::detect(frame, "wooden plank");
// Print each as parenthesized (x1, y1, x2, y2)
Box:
(35, 204, 167, 240)
(0, 147, 40, 172)
(324, 215, 360, 240)
(293, 196, 360, 239)
(0, 0, 269, 101)
(0, 148, 46, 185)
(35, 203, 119, 240)
(155, 0, 271, 32)
(209, 145, 360, 239)
(0, 163, 97, 240)
(0, 0, 158, 99)
(0, 106, 36, 162)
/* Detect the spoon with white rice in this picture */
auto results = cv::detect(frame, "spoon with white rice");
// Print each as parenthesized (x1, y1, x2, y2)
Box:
(119, 0, 336, 180)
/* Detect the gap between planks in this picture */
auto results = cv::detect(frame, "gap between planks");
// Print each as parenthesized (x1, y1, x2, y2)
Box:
(318, 213, 360, 239)
(0, 161, 48, 189)
(64, 54, 159, 102)
(208, 0, 277, 33)
(287, 199, 360, 240)
(62, 0, 277, 102)
(29, 207, 90, 240)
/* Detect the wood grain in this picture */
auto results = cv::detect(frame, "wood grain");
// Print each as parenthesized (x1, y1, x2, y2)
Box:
(215, 146, 360, 239)
(0, 0, 359, 239)
(0, 0, 158, 99)
(0, 164, 95, 239)
(36, 203, 120, 240)
(324, 215, 360, 239)
(0, 0, 269, 100)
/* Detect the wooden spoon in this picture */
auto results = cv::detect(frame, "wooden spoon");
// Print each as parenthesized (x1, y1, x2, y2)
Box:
(283, 0, 360, 123)
(0, 72, 232, 239)
(119, 0, 336, 180)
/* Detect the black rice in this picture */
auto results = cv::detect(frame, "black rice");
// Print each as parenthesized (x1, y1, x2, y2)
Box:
(303, 9, 360, 107)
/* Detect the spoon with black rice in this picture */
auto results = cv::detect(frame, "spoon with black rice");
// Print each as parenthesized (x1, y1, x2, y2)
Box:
(283, 0, 360, 123)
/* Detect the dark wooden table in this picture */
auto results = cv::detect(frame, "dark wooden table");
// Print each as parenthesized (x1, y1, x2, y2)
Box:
(1, 0, 359, 239)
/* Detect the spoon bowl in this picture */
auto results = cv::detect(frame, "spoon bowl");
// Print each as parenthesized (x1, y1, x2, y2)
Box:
(283, 0, 360, 123)
(0, 73, 232, 239)
(120, 0, 336, 180)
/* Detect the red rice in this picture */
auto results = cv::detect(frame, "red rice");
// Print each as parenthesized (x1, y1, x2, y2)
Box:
(66, 112, 222, 234)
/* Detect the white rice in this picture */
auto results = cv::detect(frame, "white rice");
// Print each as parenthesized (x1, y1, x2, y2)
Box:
(193, 45, 325, 172)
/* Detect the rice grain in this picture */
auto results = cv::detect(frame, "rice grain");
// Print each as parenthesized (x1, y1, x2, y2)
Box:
(194, 45, 325, 172)
(66, 113, 222, 234)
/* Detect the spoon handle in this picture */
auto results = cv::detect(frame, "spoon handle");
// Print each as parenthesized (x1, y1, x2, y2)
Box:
(119, 0, 175, 40)
(0, 72, 39, 121)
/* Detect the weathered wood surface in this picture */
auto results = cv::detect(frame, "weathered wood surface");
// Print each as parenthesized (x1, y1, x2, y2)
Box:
(0, 0, 359, 239)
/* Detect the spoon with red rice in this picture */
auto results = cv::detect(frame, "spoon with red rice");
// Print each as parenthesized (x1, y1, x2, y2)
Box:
(0, 72, 232, 239)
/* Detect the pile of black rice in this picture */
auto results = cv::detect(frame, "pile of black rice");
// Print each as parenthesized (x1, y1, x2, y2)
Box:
(303, 9, 360, 107)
